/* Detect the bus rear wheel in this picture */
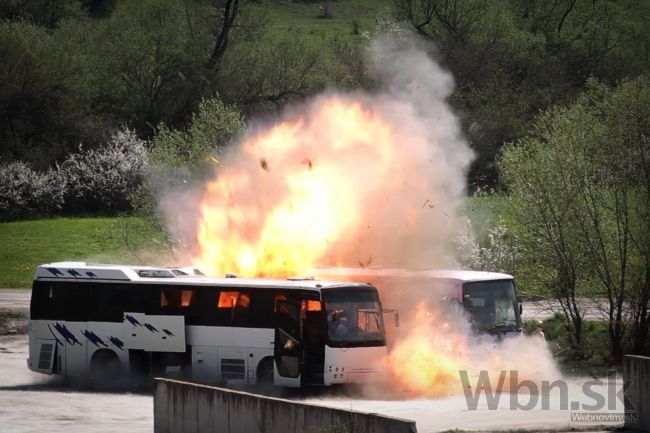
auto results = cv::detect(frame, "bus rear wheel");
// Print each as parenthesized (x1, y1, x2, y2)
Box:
(90, 349, 121, 388)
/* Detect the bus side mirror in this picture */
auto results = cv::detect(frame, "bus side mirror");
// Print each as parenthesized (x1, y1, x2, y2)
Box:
(383, 309, 399, 327)
(518, 299, 523, 315)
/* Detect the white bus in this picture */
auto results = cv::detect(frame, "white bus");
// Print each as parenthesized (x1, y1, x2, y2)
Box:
(28, 262, 388, 387)
(317, 268, 523, 337)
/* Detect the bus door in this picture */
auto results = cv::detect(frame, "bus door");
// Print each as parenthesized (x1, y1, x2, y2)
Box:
(273, 300, 302, 387)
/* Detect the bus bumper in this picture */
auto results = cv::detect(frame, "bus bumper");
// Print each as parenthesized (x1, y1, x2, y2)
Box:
(323, 345, 387, 385)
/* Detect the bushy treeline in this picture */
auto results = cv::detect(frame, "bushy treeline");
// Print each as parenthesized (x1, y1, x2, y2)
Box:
(0, 129, 147, 220)
(1, 0, 648, 189)
(397, 0, 650, 186)
(0, 0, 358, 171)
(0, 96, 242, 221)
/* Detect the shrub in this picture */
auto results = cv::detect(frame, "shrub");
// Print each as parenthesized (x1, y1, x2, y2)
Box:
(59, 129, 148, 213)
(150, 98, 243, 168)
(131, 98, 243, 217)
(0, 161, 64, 220)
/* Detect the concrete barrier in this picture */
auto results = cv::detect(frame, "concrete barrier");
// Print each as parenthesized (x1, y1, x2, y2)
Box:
(623, 355, 650, 432)
(154, 378, 417, 433)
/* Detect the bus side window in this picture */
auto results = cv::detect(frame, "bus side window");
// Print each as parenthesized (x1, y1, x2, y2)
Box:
(64, 284, 89, 322)
(93, 283, 133, 322)
(273, 294, 288, 312)
(159, 287, 197, 321)
(181, 290, 193, 308)
(248, 289, 278, 328)
(31, 281, 65, 320)
(216, 291, 250, 326)
(162, 288, 181, 310)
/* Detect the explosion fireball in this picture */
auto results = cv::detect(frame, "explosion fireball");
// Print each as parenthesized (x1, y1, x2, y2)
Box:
(163, 36, 558, 399)
(193, 98, 397, 277)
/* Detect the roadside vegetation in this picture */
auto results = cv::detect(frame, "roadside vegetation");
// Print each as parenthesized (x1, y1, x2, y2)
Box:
(0, 217, 169, 288)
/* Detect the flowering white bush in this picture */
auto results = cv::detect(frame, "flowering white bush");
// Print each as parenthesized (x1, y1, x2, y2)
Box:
(0, 161, 64, 220)
(59, 129, 148, 213)
(455, 217, 519, 274)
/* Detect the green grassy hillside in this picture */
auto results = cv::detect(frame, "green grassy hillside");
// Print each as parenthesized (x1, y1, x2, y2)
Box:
(253, 0, 392, 40)
(0, 217, 169, 288)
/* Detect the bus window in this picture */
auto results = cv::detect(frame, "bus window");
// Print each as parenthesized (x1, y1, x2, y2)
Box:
(216, 290, 250, 325)
(305, 300, 322, 312)
(237, 293, 250, 308)
(162, 288, 181, 308)
(160, 288, 194, 309)
(64, 285, 89, 322)
(273, 294, 288, 312)
(218, 292, 239, 308)
(30, 282, 65, 320)
(181, 290, 193, 307)
(161, 291, 168, 307)
(93, 283, 134, 322)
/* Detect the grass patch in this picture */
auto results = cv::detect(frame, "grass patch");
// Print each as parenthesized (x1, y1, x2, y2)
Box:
(250, 0, 393, 40)
(462, 195, 508, 240)
(0, 216, 170, 288)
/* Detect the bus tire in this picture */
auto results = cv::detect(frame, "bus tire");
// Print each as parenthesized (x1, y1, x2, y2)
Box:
(257, 357, 274, 386)
(90, 349, 121, 387)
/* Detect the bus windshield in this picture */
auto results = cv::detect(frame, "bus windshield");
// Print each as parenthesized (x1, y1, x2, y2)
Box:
(462, 279, 521, 332)
(322, 288, 385, 347)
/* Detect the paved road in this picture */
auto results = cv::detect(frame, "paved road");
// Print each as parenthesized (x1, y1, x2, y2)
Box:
(0, 335, 152, 433)
(0, 334, 624, 433)
(0, 289, 30, 311)
(304, 380, 624, 432)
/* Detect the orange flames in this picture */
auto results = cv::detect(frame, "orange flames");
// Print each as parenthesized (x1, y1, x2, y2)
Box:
(189, 94, 558, 398)
(193, 97, 397, 277)
(387, 303, 469, 396)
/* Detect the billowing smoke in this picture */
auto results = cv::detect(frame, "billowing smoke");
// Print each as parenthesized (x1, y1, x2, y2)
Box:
(160, 33, 473, 275)
(157, 32, 561, 398)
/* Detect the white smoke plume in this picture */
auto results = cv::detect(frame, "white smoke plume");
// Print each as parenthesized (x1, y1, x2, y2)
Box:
(159, 33, 473, 274)
(156, 31, 561, 398)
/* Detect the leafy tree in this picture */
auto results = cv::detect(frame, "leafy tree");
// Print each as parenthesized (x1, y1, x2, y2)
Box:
(0, 0, 84, 28)
(394, 0, 649, 189)
(0, 21, 98, 168)
(131, 97, 243, 219)
(501, 76, 650, 359)
(150, 98, 243, 168)
(501, 119, 590, 355)
(214, 32, 355, 110)
(86, 0, 216, 135)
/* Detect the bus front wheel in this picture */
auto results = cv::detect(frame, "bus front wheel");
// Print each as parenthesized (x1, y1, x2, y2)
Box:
(257, 358, 274, 386)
